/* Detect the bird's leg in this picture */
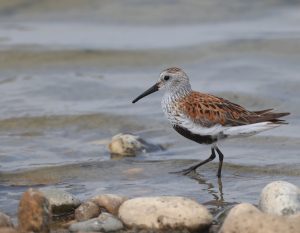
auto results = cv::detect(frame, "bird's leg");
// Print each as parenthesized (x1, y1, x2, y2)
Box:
(215, 146, 224, 178)
(171, 148, 216, 175)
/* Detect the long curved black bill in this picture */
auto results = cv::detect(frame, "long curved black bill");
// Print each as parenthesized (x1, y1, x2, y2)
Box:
(132, 83, 159, 103)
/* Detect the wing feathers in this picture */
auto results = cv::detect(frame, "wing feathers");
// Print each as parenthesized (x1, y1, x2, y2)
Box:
(178, 92, 290, 127)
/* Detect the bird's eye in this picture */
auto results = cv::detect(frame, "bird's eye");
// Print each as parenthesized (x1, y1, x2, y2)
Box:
(164, 75, 170, 81)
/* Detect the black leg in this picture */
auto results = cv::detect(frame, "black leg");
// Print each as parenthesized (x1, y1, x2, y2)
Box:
(215, 146, 224, 178)
(171, 148, 216, 175)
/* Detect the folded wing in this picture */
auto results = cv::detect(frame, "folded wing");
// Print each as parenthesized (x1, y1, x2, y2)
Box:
(178, 92, 290, 127)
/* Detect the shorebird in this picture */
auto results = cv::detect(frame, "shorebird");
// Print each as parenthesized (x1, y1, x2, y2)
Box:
(132, 67, 290, 178)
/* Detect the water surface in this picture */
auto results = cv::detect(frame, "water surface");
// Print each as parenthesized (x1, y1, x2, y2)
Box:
(0, 0, 299, 225)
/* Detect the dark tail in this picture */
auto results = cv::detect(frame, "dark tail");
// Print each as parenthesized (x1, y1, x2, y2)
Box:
(253, 108, 273, 115)
(251, 111, 290, 124)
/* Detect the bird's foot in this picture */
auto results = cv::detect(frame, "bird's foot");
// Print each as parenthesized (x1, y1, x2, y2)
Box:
(170, 166, 198, 175)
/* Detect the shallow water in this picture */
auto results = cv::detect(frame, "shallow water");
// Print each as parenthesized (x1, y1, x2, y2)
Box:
(0, 0, 299, 225)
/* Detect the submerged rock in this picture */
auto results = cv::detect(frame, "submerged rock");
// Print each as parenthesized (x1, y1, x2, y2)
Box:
(108, 133, 161, 157)
(0, 212, 13, 228)
(259, 181, 300, 216)
(75, 201, 101, 221)
(118, 196, 212, 231)
(219, 203, 300, 233)
(18, 188, 51, 233)
(90, 194, 128, 215)
(123, 167, 144, 176)
(69, 212, 123, 232)
(40, 188, 81, 216)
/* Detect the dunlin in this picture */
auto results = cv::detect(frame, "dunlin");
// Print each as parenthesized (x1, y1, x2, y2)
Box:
(132, 67, 290, 178)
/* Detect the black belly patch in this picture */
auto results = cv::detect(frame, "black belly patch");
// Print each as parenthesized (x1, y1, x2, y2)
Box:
(173, 125, 217, 145)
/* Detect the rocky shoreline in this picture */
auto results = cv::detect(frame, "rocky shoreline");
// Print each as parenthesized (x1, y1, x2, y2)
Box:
(1, 134, 299, 233)
(0, 180, 299, 233)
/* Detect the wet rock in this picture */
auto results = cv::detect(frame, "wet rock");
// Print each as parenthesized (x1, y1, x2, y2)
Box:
(259, 181, 300, 216)
(18, 188, 51, 233)
(118, 196, 212, 231)
(108, 133, 161, 157)
(60, 219, 77, 229)
(219, 203, 300, 233)
(69, 212, 123, 232)
(0, 228, 18, 233)
(0, 212, 13, 228)
(123, 167, 144, 176)
(40, 188, 81, 216)
(75, 201, 101, 221)
(90, 194, 128, 215)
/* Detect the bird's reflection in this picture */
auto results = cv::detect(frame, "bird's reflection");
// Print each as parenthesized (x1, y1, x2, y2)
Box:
(187, 171, 225, 211)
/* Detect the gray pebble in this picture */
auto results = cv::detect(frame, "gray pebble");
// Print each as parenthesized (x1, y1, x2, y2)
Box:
(69, 212, 123, 232)
(40, 188, 81, 216)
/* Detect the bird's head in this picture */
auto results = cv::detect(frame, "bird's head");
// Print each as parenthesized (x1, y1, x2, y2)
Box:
(132, 67, 191, 103)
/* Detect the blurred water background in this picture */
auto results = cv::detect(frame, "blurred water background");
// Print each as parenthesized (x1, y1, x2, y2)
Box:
(0, 0, 299, 221)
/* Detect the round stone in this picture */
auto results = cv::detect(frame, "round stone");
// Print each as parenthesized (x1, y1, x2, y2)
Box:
(108, 133, 161, 157)
(75, 201, 101, 221)
(90, 194, 128, 215)
(118, 196, 213, 231)
(259, 181, 300, 216)
(219, 203, 300, 233)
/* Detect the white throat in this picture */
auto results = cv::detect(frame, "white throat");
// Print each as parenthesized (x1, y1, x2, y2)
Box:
(161, 86, 192, 125)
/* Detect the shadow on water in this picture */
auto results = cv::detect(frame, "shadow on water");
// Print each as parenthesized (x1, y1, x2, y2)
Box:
(186, 172, 225, 210)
